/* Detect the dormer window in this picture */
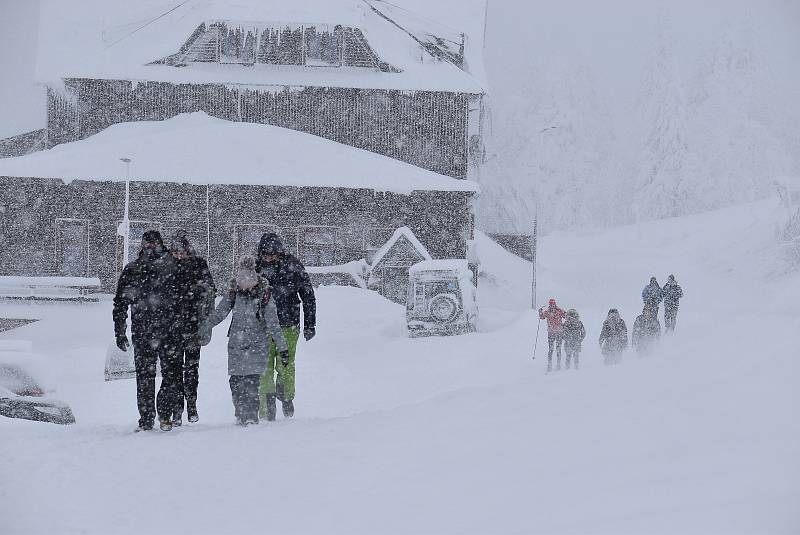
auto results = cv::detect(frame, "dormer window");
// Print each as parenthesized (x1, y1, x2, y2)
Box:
(153, 21, 398, 72)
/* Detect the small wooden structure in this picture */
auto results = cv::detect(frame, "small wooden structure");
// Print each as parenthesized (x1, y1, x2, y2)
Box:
(368, 227, 432, 304)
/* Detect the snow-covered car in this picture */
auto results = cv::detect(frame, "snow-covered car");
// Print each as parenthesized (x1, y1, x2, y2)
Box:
(406, 260, 478, 337)
(0, 363, 76, 425)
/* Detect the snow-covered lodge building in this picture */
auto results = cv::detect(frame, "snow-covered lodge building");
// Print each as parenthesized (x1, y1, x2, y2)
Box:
(38, 0, 487, 180)
(0, 0, 487, 299)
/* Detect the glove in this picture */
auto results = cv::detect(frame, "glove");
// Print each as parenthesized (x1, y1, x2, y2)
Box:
(116, 334, 130, 352)
(303, 327, 316, 341)
(279, 350, 291, 366)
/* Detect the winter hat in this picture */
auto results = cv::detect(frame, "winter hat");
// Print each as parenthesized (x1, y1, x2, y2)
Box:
(258, 233, 285, 257)
(548, 298, 557, 307)
(566, 308, 579, 319)
(141, 230, 163, 248)
(650, 277, 657, 284)
(235, 255, 259, 290)
(170, 229, 196, 256)
(668, 274, 675, 282)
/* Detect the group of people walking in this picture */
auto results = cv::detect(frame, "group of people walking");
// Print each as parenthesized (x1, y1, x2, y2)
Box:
(113, 230, 316, 432)
(537, 275, 684, 370)
(538, 299, 586, 372)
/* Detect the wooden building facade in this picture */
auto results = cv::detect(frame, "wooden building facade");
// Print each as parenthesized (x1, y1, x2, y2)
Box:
(0, 176, 473, 293)
(47, 80, 478, 179)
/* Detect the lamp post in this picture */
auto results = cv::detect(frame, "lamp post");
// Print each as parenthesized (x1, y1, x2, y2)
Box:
(531, 126, 557, 310)
(119, 158, 132, 266)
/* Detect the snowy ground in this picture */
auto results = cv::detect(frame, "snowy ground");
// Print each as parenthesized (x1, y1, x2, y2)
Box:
(1, 200, 798, 535)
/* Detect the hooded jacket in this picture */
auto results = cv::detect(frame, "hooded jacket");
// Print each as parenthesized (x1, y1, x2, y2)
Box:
(255, 233, 316, 329)
(113, 241, 180, 341)
(633, 312, 661, 352)
(539, 304, 565, 334)
(200, 268, 288, 376)
(662, 280, 683, 308)
(562, 311, 586, 346)
(599, 311, 628, 354)
(174, 255, 216, 336)
(642, 281, 664, 306)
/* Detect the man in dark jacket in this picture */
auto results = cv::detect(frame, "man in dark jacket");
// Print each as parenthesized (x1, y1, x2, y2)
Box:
(113, 230, 182, 432)
(255, 233, 316, 420)
(170, 230, 216, 425)
(662, 274, 684, 332)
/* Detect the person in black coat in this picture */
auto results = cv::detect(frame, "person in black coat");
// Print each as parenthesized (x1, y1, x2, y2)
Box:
(632, 305, 661, 356)
(113, 230, 182, 431)
(599, 308, 628, 366)
(255, 233, 316, 420)
(170, 230, 216, 425)
(662, 274, 684, 332)
(562, 309, 586, 370)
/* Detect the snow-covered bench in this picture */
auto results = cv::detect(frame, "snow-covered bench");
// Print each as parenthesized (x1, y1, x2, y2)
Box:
(0, 276, 101, 303)
(307, 260, 368, 289)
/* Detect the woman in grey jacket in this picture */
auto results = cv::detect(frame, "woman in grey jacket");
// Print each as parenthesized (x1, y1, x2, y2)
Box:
(200, 256, 288, 425)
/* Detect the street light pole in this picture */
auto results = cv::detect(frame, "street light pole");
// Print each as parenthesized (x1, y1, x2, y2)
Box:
(531, 210, 538, 309)
(120, 158, 132, 266)
(531, 126, 557, 310)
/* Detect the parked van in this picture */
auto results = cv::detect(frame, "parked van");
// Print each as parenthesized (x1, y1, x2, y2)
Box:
(406, 260, 477, 337)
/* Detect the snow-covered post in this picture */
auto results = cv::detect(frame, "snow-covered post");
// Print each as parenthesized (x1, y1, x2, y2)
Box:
(119, 158, 132, 266)
(531, 211, 538, 310)
(532, 126, 557, 310)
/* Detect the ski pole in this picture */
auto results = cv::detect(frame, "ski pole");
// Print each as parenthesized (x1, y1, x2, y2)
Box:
(533, 317, 541, 360)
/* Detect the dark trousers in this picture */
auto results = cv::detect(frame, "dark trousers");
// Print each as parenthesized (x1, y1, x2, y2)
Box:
(176, 341, 201, 414)
(664, 305, 678, 331)
(547, 332, 563, 369)
(133, 335, 183, 427)
(229, 374, 260, 423)
(564, 341, 581, 369)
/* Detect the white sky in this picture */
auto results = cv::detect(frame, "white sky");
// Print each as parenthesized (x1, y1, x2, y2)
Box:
(0, 0, 798, 141)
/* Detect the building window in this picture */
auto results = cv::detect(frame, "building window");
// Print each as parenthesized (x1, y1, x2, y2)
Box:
(55, 219, 89, 277)
(365, 227, 394, 263)
(300, 226, 338, 266)
(305, 26, 340, 66)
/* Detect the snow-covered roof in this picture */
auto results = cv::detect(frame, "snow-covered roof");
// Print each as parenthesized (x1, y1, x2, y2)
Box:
(366, 0, 488, 88)
(370, 226, 432, 268)
(0, 113, 478, 194)
(36, 0, 485, 94)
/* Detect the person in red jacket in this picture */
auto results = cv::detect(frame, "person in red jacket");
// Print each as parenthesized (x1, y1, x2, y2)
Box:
(539, 298, 566, 372)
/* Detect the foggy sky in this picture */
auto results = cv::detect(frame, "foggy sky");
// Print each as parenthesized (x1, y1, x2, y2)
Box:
(0, 0, 797, 153)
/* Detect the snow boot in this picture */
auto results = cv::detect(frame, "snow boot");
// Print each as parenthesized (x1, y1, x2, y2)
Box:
(264, 395, 277, 422)
(159, 418, 173, 432)
(282, 400, 294, 418)
(136, 418, 154, 432)
(187, 401, 199, 423)
(173, 412, 182, 427)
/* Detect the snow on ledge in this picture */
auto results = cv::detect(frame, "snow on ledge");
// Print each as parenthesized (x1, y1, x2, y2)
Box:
(0, 113, 478, 194)
(408, 259, 470, 277)
(0, 276, 102, 288)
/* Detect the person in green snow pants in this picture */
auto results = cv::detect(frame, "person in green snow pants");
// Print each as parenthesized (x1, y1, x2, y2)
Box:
(255, 233, 317, 421)
(260, 326, 299, 415)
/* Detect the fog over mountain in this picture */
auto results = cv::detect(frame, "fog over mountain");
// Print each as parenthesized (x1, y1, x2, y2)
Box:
(479, 0, 800, 233)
